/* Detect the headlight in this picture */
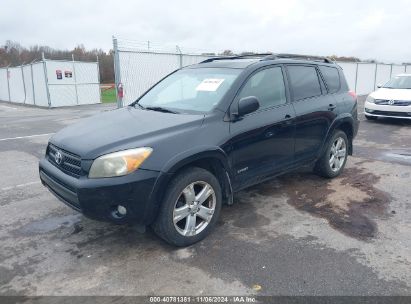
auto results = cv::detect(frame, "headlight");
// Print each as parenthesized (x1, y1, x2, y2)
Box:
(89, 147, 152, 178)
(366, 95, 375, 103)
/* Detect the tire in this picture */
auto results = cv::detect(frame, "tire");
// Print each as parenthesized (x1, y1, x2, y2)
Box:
(152, 167, 222, 247)
(365, 114, 378, 120)
(314, 130, 349, 178)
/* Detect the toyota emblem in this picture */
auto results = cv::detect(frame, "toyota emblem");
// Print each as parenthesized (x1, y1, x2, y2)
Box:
(54, 151, 63, 165)
(388, 99, 396, 105)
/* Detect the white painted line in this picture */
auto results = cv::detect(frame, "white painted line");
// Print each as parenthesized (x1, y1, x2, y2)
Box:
(1, 181, 41, 191)
(0, 133, 54, 142)
(0, 105, 18, 110)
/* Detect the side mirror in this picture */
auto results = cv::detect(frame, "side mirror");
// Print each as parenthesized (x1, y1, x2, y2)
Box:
(376, 84, 382, 88)
(235, 96, 260, 118)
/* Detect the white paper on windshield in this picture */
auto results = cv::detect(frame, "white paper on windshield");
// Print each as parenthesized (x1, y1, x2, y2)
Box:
(196, 79, 225, 91)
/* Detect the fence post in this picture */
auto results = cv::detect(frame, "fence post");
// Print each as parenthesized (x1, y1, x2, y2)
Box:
(72, 54, 79, 105)
(373, 63, 378, 91)
(176, 45, 183, 68)
(30, 62, 36, 105)
(6, 65, 11, 102)
(96, 55, 102, 103)
(389, 64, 393, 78)
(42, 52, 52, 107)
(113, 36, 123, 108)
(21, 63, 27, 104)
(354, 63, 359, 94)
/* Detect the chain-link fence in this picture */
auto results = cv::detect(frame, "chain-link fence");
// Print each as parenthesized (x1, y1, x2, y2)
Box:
(0, 54, 101, 107)
(113, 37, 211, 107)
(338, 62, 411, 95)
(113, 37, 411, 107)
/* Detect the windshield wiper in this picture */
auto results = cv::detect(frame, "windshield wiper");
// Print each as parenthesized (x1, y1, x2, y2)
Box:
(133, 103, 145, 110)
(145, 106, 178, 114)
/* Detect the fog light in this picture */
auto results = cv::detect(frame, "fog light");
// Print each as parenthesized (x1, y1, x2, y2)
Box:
(111, 205, 127, 219)
(117, 205, 127, 215)
(365, 108, 374, 113)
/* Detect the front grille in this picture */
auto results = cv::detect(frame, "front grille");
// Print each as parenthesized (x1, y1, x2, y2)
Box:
(375, 99, 411, 106)
(366, 109, 411, 117)
(47, 144, 82, 178)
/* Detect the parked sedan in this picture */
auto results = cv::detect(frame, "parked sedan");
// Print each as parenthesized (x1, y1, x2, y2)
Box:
(364, 74, 411, 120)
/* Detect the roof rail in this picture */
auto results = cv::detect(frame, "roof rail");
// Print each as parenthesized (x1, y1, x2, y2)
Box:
(199, 53, 273, 64)
(199, 53, 334, 64)
(262, 53, 334, 64)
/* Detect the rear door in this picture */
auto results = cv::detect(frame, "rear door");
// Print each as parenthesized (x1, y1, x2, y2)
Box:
(229, 65, 296, 188)
(318, 65, 348, 113)
(286, 64, 337, 163)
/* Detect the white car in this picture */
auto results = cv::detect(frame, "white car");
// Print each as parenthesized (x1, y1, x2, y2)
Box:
(364, 73, 411, 120)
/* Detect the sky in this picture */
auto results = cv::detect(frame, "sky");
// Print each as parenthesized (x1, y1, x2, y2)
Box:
(1, 0, 411, 63)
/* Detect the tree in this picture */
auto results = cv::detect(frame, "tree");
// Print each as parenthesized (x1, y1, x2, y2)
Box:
(0, 40, 115, 83)
(220, 50, 234, 56)
(329, 55, 361, 62)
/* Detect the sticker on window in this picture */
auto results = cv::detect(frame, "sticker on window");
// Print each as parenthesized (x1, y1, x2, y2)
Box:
(196, 79, 225, 92)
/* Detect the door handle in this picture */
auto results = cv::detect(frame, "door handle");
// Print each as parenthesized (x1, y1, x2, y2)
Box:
(265, 131, 275, 138)
(282, 114, 294, 125)
(328, 104, 337, 111)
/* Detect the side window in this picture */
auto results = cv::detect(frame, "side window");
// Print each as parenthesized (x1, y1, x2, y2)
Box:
(287, 65, 322, 101)
(319, 66, 341, 93)
(238, 67, 287, 110)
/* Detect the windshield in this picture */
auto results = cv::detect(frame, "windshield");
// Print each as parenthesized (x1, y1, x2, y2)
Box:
(383, 75, 411, 89)
(136, 68, 241, 113)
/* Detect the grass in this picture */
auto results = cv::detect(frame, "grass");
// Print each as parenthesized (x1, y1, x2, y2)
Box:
(101, 87, 116, 103)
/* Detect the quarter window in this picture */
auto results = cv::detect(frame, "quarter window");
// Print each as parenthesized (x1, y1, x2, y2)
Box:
(237, 67, 287, 110)
(287, 65, 322, 101)
(319, 66, 340, 93)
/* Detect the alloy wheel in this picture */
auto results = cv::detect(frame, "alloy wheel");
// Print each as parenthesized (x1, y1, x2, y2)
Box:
(173, 181, 216, 236)
(329, 137, 347, 172)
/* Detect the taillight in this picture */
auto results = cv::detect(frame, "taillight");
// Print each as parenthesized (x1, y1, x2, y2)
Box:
(348, 91, 357, 99)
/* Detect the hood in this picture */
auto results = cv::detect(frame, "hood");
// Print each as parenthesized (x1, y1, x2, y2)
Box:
(371, 88, 411, 100)
(50, 107, 204, 159)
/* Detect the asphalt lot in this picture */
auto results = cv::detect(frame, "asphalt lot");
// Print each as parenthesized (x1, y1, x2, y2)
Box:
(1, 97, 411, 296)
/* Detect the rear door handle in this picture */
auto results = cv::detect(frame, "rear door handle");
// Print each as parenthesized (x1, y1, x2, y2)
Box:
(282, 114, 294, 125)
(328, 104, 337, 111)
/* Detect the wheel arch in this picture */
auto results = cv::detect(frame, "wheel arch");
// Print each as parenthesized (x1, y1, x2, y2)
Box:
(321, 114, 355, 157)
(146, 147, 234, 225)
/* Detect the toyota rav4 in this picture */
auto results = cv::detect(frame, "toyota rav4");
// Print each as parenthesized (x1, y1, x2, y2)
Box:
(39, 54, 359, 246)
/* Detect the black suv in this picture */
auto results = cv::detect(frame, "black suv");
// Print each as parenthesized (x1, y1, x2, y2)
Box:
(39, 54, 359, 246)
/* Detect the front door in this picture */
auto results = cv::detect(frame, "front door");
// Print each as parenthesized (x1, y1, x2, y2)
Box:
(228, 65, 296, 189)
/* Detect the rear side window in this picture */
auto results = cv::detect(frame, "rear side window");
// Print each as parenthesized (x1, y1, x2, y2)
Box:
(287, 65, 322, 101)
(238, 67, 287, 110)
(319, 66, 341, 93)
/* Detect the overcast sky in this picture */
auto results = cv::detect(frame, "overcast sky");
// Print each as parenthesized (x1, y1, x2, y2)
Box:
(1, 0, 411, 63)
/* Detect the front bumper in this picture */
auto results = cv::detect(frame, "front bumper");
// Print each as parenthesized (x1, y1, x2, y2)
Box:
(39, 157, 166, 225)
(364, 101, 411, 119)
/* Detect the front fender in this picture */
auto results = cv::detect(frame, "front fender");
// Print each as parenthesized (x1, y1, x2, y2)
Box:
(161, 146, 231, 174)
